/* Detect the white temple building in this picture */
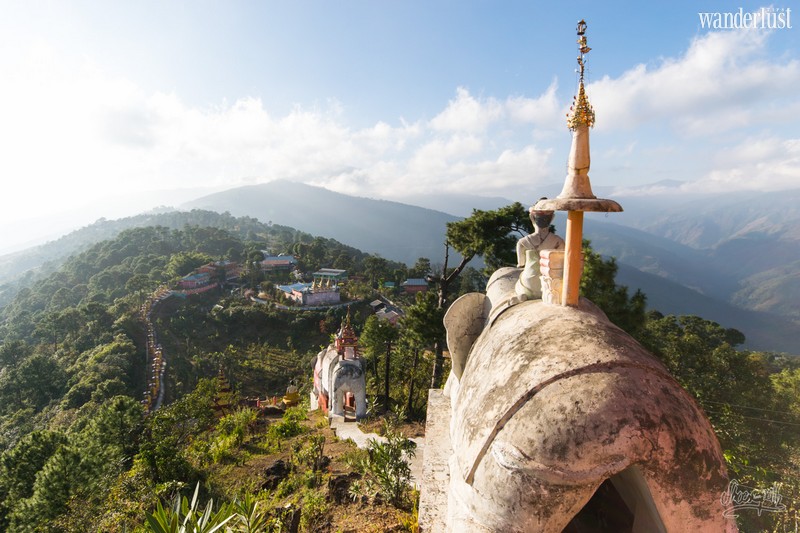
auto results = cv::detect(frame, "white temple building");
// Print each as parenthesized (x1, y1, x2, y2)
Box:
(310, 311, 367, 419)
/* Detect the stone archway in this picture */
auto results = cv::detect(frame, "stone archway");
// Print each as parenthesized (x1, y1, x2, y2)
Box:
(564, 466, 666, 533)
(331, 363, 366, 419)
(332, 383, 357, 418)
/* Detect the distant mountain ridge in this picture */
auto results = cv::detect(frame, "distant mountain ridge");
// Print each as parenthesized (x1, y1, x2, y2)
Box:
(183, 180, 461, 265)
(584, 220, 799, 353)
(3, 180, 798, 354)
(184, 180, 799, 353)
(603, 189, 800, 327)
(618, 188, 800, 249)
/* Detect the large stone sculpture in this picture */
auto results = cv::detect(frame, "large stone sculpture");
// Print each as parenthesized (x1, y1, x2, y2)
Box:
(435, 290, 735, 532)
(419, 21, 737, 533)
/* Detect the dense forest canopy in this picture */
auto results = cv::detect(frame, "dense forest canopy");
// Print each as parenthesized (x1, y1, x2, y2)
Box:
(0, 208, 797, 532)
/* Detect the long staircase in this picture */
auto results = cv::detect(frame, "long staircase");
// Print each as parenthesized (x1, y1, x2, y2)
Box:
(139, 286, 171, 412)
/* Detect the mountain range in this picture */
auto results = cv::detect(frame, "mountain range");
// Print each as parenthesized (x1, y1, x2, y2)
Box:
(183, 181, 461, 266)
(184, 181, 800, 354)
(1, 179, 797, 354)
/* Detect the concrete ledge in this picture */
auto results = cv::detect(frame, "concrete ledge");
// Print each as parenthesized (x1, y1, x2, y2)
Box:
(418, 389, 451, 533)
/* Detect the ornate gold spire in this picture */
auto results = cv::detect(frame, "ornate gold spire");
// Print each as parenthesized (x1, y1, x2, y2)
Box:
(567, 20, 595, 130)
(533, 20, 622, 307)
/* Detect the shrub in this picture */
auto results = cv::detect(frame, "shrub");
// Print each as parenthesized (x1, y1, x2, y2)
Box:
(217, 407, 257, 446)
(364, 421, 416, 506)
(267, 407, 306, 442)
(291, 434, 326, 472)
(299, 488, 330, 531)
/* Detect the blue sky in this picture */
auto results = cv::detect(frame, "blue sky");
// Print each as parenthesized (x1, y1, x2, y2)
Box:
(0, 1, 798, 250)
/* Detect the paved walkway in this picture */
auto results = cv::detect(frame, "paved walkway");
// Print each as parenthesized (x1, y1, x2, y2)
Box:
(329, 416, 425, 488)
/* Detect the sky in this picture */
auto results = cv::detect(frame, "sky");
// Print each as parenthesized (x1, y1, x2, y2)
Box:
(0, 1, 798, 252)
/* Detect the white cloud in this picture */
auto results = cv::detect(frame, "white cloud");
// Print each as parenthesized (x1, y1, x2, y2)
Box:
(429, 87, 504, 132)
(429, 83, 561, 134)
(447, 145, 553, 193)
(2, 23, 800, 250)
(587, 29, 800, 135)
(692, 136, 800, 192)
(506, 79, 560, 127)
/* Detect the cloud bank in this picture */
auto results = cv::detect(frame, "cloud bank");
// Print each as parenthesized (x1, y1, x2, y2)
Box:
(1, 26, 798, 234)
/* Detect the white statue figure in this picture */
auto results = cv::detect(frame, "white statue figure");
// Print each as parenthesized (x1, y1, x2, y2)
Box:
(515, 202, 564, 300)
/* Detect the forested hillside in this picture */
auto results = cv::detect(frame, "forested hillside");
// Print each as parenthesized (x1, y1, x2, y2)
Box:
(0, 213, 414, 530)
(5, 187, 799, 356)
(0, 207, 798, 531)
(0, 209, 339, 309)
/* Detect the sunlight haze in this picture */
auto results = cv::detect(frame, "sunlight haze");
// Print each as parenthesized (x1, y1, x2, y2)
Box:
(1, 1, 797, 251)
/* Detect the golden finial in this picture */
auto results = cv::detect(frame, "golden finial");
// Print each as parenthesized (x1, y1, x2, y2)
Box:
(567, 19, 595, 130)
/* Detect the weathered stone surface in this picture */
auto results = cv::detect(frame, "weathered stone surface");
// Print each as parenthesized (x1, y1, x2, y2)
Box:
(419, 389, 451, 533)
(441, 298, 735, 532)
(444, 292, 489, 380)
(453, 299, 669, 483)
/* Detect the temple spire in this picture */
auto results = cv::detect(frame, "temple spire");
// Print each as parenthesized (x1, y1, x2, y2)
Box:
(534, 20, 622, 306)
(567, 20, 595, 131)
(560, 19, 597, 200)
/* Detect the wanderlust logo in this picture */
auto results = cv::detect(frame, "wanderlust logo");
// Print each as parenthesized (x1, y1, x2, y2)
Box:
(699, 7, 792, 29)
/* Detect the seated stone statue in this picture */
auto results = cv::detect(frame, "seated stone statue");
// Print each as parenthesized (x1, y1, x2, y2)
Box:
(515, 202, 564, 300)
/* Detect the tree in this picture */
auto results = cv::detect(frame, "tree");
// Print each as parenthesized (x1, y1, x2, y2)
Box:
(424, 203, 531, 387)
(307, 237, 328, 271)
(580, 240, 647, 336)
(0, 340, 30, 368)
(402, 291, 446, 389)
(79, 395, 145, 468)
(4, 353, 65, 411)
(443, 202, 531, 289)
(639, 313, 786, 475)
(80, 301, 113, 340)
(360, 315, 399, 410)
(408, 257, 432, 279)
(363, 255, 389, 287)
(333, 252, 354, 271)
(56, 307, 83, 344)
(139, 379, 216, 482)
(10, 444, 83, 530)
(453, 266, 485, 297)
(165, 252, 213, 279)
(126, 273, 153, 305)
(0, 430, 66, 530)
(33, 311, 61, 351)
